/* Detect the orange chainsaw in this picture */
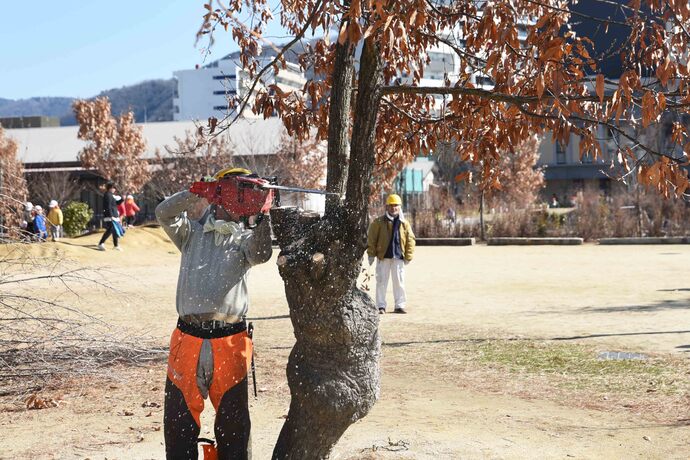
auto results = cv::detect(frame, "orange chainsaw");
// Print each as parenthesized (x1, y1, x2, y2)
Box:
(189, 173, 337, 218)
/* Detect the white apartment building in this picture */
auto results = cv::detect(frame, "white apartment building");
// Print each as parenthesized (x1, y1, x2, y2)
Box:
(173, 54, 306, 121)
(403, 20, 531, 113)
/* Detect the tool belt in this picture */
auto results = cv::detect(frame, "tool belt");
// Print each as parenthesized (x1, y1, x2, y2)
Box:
(176, 317, 246, 339)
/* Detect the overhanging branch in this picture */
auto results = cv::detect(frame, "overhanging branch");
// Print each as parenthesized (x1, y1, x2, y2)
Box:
(207, 0, 325, 137)
(381, 85, 690, 109)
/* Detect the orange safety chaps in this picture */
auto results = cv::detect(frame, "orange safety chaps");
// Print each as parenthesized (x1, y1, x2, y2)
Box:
(164, 325, 252, 460)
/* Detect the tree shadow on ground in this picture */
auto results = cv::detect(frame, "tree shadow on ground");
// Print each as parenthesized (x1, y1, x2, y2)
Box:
(383, 338, 488, 348)
(53, 240, 104, 251)
(574, 298, 690, 313)
(268, 337, 527, 351)
(552, 330, 690, 341)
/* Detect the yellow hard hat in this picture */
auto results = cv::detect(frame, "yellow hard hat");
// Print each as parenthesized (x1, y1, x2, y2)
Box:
(386, 194, 402, 206)
(214, 167, 251, 180)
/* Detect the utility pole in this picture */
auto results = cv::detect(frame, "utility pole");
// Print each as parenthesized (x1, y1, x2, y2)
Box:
(479, 189, 485, 241)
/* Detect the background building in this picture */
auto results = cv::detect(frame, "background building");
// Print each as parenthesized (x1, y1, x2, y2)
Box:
(173, 55, 306, 121)
(7, 117, 325, 224)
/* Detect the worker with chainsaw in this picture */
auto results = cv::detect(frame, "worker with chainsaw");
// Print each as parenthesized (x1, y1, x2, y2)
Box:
(367, 194, 416, 314)
(156, 167, 273, 459)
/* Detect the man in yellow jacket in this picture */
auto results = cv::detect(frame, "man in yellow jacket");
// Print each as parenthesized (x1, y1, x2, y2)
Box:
(47, 200, 64, 242)
(367, 194, 416, 314)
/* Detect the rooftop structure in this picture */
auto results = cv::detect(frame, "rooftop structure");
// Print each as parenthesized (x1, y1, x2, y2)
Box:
(8, 118, 288, 170)
(0, 116, 60, 129)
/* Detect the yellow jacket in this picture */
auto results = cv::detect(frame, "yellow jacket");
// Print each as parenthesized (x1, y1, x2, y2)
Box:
(47, 208, 63, 226)
(367, 215, 415, 261)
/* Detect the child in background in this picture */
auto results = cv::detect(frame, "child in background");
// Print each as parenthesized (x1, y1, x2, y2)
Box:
(47, 200, 64, 241)
(33, 206, 48, 241)
(116, 196, 126, 225)
(21, 202, 34, 236)
(124, 195, 140, 227)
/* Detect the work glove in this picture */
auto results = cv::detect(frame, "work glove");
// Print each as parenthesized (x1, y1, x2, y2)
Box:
(368, 256, 375, 266)
(248, 213, 266, 228)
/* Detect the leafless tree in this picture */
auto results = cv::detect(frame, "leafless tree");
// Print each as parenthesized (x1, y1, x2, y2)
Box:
(0, 126, 28, 237)
(0, 243, 165, 400)
(25, 171, 81, 207)
(147, 129, 235, 199)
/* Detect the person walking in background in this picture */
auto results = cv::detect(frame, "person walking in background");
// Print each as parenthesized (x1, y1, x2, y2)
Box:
(124, 194, 140, 227)
(21, 202, 34, 236)
(367, 193, 416, 314)
(46, 200, 63, 242)
(117, 197, 126, 226)
(97, 182, 123, 251)
(549, 193, 560, 208)
(33, 205, 48, 241)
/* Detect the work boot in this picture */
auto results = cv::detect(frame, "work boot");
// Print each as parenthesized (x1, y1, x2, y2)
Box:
(393, 308, 407, 314)
(378, 308, 386, 314)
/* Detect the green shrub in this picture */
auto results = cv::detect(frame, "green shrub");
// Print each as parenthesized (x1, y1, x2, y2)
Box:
(63, 201, 93, 237)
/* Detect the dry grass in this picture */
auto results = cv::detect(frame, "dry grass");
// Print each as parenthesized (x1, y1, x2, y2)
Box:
(381, 324, 690, 424)
(0, 243, 167, 400)
(412, 188, 690, 239)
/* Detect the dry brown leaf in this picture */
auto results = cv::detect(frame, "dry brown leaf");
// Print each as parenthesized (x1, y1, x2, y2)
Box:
(25, 394, 61, 410)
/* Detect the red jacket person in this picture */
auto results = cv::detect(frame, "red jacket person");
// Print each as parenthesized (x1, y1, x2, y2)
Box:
(156, 167, 272, 459)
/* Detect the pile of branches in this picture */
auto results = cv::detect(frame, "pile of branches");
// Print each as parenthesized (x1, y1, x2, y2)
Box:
(0, 236, 166, 398)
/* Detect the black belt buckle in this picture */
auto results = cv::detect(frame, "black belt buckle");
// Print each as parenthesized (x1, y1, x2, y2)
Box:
(177, 317, 244, 339)
(203, 320, 225, 330)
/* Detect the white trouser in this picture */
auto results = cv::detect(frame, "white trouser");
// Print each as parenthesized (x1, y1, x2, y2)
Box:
(375, 258, 406, 310)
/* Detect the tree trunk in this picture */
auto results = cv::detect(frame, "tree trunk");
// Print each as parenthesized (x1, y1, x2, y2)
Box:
(271, 38, 384, 460)
(270, 206, 380, 459)
(325, 37, 355, 217)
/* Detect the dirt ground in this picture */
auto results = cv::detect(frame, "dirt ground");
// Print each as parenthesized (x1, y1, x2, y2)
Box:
(1, 227, 689, 459)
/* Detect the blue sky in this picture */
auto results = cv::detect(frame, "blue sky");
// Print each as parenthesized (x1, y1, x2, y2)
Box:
(0, 0, 290, 99)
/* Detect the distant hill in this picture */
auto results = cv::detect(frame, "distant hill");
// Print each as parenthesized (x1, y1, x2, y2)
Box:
(0, 79, 175, 126)
(0, 97, 74, 119)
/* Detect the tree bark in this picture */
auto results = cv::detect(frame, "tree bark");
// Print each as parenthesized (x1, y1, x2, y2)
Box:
(325, 37, 355, 217)
(270, 206, 380, 459)
(346, 38, 384, 236)
(271, 38, 384, 460)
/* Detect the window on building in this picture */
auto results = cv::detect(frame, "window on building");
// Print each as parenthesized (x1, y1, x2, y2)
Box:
(475, 76, 494, 86)
(214, 105, 230, 111)
(604, 126, 621, 161)
(556, 142, 567, 164)
(213, 90, 237, 95)
(213, 75, 236, 80)
(581, 150, 593, 164)
(599, 178, 610, 194)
